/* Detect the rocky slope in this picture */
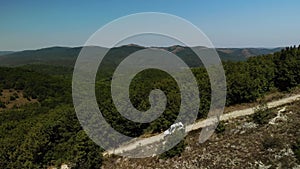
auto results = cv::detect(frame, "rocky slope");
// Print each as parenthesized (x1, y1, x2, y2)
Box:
(102, 99, 300, 169)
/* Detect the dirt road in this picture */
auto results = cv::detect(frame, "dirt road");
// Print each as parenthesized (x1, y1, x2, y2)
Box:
(103, 94, 300, 156)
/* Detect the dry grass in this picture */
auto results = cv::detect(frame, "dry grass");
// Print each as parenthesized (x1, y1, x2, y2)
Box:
(0, 89, 38, 111)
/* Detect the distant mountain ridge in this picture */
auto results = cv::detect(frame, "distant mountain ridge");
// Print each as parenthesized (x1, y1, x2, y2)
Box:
(0, 45, 283, 67)
(0, 51, 14, 56)
(217, 47, 283, 58)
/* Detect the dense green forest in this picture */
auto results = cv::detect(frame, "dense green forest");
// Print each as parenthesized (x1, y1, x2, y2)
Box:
(0, 45, 299, 168)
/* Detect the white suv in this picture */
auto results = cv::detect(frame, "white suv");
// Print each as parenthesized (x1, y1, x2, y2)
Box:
(163, 122, 184, 136)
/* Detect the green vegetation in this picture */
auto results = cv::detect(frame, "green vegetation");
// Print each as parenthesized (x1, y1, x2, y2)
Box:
(0, 67, 71, 106)
(216, 121, 226, 133)
(0, 68, 101, 168)
(0, 105, 103, 168)
(0, 45, 281, 67)
(0, 45, 299, 167)
(0, 101, 5, 108)
(292, 139, 300, 162)
(252, 103, 272, 125)
(9, 95, 16, 101)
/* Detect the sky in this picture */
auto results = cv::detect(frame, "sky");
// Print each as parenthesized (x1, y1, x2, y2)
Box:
(0, 0, 300, 51)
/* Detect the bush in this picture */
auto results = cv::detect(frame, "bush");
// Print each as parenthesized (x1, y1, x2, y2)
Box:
(10, 96, 16, 101)
(13, 93, 19, 99)
(216, 121, 225, 133)
(262, 136, 282, 150)
(0, 101, 5, 108)
(292, 139, 300, 162)
(252, 103, 272, 125)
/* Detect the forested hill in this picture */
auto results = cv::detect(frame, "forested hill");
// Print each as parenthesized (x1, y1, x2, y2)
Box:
(0, 45, 299, 168)
(0, 45, 282, 67)
(0, 51, 14, 56)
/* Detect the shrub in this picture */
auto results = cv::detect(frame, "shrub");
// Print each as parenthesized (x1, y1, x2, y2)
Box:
(262, 136, 282, 150)
(252, 103, 272, 125)
(13, 93, 19, 99)
(0, 101, 5, 108)
(216, 121, 225, 133)
(292, 139, 300, 162)
(10, 96, 16, 101)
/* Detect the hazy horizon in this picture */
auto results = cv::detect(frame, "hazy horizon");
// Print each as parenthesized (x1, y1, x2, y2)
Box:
(0, 43, 288, 53)
(1, 0, 300, 51)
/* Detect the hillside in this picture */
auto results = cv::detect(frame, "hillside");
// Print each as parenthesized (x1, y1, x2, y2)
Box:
(218, 47, 283, 58)
(0, 51, 14, 56)
(0, 45, 282, 67)
(0, 47, 81, 67)
(102, 97, 300, 168)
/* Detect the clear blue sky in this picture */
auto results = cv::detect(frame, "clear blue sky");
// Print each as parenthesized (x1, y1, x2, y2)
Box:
(1, 0, 299, 51)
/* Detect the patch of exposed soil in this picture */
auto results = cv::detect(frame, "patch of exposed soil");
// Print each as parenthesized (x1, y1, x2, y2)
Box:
(0, 89, 38, 111)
